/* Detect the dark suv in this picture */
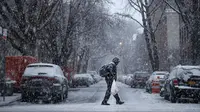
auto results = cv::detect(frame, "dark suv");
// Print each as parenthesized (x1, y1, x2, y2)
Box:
(163, 65, 200, 103)
(131, 71, 150, 88)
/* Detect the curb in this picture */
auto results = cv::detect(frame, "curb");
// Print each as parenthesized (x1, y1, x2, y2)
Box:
(0, 96, 21, 107)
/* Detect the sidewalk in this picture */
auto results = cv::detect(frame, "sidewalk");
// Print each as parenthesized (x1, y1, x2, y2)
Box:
(0, 93, 21, 107)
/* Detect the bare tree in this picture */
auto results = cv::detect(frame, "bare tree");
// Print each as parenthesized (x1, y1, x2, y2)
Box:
(0, 0, 61, 56)
(163, 0, 200, 65)
(117, 0, 167, 71)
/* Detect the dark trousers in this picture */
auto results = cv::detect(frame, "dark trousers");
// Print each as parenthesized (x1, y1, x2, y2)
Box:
(102, 78, 120, 103)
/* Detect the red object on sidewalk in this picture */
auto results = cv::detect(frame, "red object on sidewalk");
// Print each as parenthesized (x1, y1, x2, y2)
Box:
(151, 82, 160, 93)
(6, 56, 37, 91)
(62, 67, 74, 81)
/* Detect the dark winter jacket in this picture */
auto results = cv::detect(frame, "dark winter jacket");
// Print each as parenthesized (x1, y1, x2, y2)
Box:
(105, 62, 117, 81)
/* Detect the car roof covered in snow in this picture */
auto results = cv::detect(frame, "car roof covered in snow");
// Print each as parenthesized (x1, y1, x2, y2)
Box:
(153, 71, 169, 74)
(27, 63, 59, 68)
(74, 73, 92, 78)
(174, 65, 200, 70)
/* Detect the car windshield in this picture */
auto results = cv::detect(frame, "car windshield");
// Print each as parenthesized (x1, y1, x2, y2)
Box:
(1, 0, 200, 111)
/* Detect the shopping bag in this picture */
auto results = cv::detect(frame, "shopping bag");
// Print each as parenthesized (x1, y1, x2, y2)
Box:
(111, 80, 119, 95)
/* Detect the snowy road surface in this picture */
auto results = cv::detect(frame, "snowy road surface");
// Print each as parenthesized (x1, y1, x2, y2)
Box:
(0, 80, 200, 112)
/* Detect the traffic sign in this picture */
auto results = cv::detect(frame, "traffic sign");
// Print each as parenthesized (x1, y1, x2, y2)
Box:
(2, 28, 7, 39)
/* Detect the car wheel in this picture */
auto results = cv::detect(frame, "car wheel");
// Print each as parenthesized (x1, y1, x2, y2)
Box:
(170, 90, 176, 103)
(131, 84, 136, 88)
(145, 86, 149, 92)
(149, 86, 152, 93)
(63, 85, 68, 100)
(164, 94, 169, 100)
(86, 84, 90, 87)
(21, 92, 28, 102)
(6, 84, 14, 96)
(65, 88, 68, 99)
(194, 99, 198, 104)
(60, 87, 64, 102)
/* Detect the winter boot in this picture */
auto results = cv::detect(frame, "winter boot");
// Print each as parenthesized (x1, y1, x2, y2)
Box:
(116, 101, 124, 105)
(101, 101, 110, 105)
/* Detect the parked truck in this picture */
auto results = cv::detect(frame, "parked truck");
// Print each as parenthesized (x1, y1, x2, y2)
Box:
(5, 56, 37, 92)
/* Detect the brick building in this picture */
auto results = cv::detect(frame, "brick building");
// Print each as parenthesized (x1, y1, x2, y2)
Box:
(150, 0, 180, 71)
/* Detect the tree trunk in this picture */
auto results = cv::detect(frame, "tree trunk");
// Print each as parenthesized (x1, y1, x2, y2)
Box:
(140, 1, 156, 71)
(145, 0, 159, 71)
(191, 0, 200, 65)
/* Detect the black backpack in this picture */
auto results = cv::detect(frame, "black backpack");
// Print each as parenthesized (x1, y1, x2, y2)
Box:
(99, 65, 109, 77)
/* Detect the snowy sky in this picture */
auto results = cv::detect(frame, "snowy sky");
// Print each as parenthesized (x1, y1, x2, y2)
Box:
(109, 0, 142, 23)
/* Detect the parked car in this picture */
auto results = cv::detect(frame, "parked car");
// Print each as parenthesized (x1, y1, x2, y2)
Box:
(131, 71, 150, 88)
(72, 73, 94, 87)
(162, 65, 200, 103)
(87, 71, 102, 83)
(0, 77, 16, 96)
(146, 71, 169, 93)
(125, 74, 134, 86)
(118, 75, 127, 84)
(20, 63, 69, 103)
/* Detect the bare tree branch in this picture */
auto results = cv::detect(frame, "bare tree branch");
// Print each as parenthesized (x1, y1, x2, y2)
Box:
(116, 13, 151, 33)
(162, 0, 181, 14)
(153, 4, 167, 33)
(37, 0, 61, 31)
(128, 0, 141, 13)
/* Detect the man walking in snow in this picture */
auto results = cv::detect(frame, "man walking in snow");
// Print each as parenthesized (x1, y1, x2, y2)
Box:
(101, 57, 124, 105)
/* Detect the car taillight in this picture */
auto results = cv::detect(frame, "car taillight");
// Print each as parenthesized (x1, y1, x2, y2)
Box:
(48, 77, 60, 86)
(173, 79, 178, 86)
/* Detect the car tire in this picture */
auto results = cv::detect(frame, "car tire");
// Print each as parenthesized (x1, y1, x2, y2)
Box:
(170, 90, 176, 103)
(6, 84, 14, 96)
(145, 86, 149, 92)
(21, 92, 28, 102)
(194, 99, 198, 104)
(149, 87, 152, 94)
(65, 88, 68, 99)
(60, 87, 64, 102)
(131, 84, 136, 88)
(164, 94, 169, 100)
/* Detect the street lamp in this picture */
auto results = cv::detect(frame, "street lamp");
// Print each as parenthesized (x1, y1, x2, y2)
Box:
(119, 42, 123, 46)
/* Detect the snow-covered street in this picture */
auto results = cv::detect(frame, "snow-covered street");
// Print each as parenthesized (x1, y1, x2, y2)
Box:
(0, 80, 200, 112)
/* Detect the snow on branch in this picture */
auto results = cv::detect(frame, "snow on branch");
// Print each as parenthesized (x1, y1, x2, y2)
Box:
(162, 0, 181, 14)
(116, 13, 150, 33)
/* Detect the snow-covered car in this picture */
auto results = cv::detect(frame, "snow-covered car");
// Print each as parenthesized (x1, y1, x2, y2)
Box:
(146, 71, 168, 93)
(125, 74, 134, 86)
(117, 75, 127, 83)
(163, 65, 200, 103)
(20, 63, 69, 103)
(87, 71, 102, 83)
(131, 71, 150, 88)
(72, 73, 94, 87)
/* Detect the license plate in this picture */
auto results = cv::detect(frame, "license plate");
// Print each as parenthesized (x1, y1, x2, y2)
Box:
(188, 81, 196, 85)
